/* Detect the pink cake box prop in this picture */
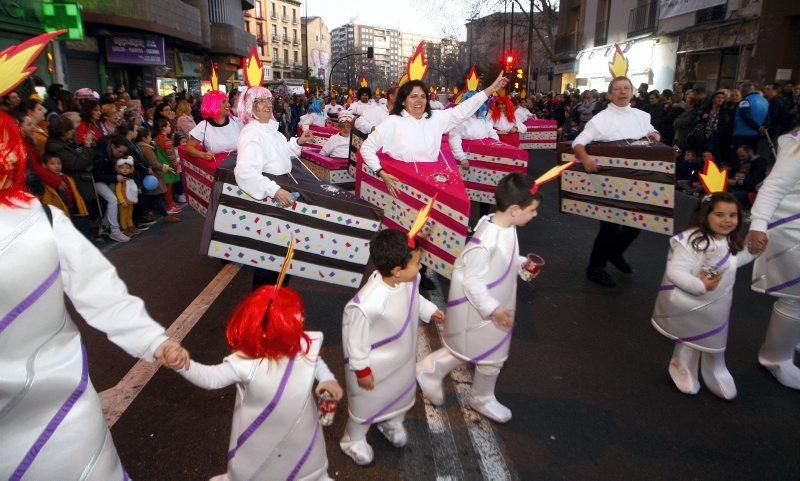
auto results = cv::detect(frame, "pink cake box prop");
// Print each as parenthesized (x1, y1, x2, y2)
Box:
(178, 145, 230, 216)
(304, 124, 338, 148)
(520, 118, 557, 150)
(459, 138, 528, 204)
(355, 147, 471, 278)
(300, 148, 355, 187)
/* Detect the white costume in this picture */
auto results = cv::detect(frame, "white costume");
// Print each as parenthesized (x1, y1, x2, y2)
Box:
(189, 116, 242, 153)
(417, 215, 526, 423)
(179, 333, 333, 481)
(347, 101, 372, 116)
(0, 201, 169, 480)
(299, 112, 327, 128)
(234, 119, 301, 200)
(324, 104, 343, 118)
(748, 130, 800, 389)
(491, 115, 527, 134)
(340, 272, 437, 464)
(320, 133, 350, 159)
(448, 116, 499, 161)
(515, 106, 533, 122)
(360, 91, 489, 172)
(651, 229, 755, 399)
(572, 103, 655, 147)
(354, 104, 389, 134)
(429, 99, 444, 110)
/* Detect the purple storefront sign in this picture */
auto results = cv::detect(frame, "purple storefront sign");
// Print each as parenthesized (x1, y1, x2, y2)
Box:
(105, 34, 165, 65)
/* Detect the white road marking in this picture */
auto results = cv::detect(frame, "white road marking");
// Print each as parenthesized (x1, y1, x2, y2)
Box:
(99, 263, 241, 427)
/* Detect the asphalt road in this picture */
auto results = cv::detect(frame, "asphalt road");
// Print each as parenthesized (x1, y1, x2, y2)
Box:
(71, 149, 800, 481)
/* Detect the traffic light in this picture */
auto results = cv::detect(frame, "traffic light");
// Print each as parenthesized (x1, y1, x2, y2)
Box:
(504, 55, 514, 72)
(516, 68, 524, 79)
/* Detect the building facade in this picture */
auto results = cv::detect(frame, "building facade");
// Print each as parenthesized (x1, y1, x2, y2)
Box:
(244, 0, 303, 81)
(302, 16, 331, 89)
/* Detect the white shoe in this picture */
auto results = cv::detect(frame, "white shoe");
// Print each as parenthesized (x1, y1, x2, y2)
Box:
(109, 230, 130, 243)
(668, 344, 700, 395)
(759, 302, 800, 390)
(377, 419, 408, 448)
(701, 352, 737, 400)
(416, 348, 462, 406)
(339, 435, 374, 466)
(175, 194, 187, 203)
(469, 369, 512, 423)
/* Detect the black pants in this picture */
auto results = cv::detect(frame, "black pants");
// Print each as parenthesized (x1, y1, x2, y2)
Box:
(588, 221, 641, 270)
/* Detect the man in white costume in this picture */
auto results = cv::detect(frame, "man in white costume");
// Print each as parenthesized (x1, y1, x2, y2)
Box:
(745, 128, 800, 390)
(319, 110, 354, 159)
(354, 88, 396, 135)
(428, 93, 444, 110)
(347, 87, 373, 116)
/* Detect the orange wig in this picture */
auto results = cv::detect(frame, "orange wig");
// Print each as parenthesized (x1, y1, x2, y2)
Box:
(490, 96, 516, 123)
(0, 111, 32, 207)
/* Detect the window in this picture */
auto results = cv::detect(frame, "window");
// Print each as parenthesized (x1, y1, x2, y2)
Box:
(293, 29, 297, 40)
(282, 5, 286, 16)
(272, 25, 277, 35)
(292, 9, 296, 21)
(283, 27, 287, 36)
(254, 2, 261, 17)
(294, 51, 298, 62)
(273, 48, 278, 61)
(284, 49, 288, 63)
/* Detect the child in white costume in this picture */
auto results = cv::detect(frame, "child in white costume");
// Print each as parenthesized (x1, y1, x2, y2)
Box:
(340, 229, 443, 465)
(417, 173, 542, 423)
(179, 285, 343, 481)
(652, 192, 756, 400)
(320, 111, 354, 159)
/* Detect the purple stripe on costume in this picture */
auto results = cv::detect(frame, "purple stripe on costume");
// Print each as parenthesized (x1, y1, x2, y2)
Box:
(123, 471, 130, 481)
(447, 237, 518, 308)
(677, 232, 685, 240)
(0, 264, 60, 335)
(468, 236, 482, 245)
(659, 284, 676, 291)
(768, 213, 800, 230)
(468, 331, 513, 364)
(228, 357, 295, 461)
(714, 251, 730, 269)
(344, 277, 418, 364)
(675, 319, 729, 344)
(10, 342, 89, 481)
(287, 418, 320, 481)
(352, 294, 360, 304)
(765, 275, 800, 295)
(361, 379, 417, 425)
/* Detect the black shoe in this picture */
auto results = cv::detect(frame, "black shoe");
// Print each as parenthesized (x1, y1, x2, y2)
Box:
(419, 274, 436, 291)
(608, 256, 633, 274)
(586, 268, 616, 287)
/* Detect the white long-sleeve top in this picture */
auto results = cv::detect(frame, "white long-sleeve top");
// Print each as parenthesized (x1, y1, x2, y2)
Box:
(492, 115, 527, 134)
(665, 232, 756, 296)
(320, 133, 350, 158)
(448, 116, 499, 161)
(572, 103, 656, 147)
(299, 112, 327, 128)
(360, 90, 489, 172)
(354, 104, 389, 134)
(324, 104, 343, 117)
(515, 106, 533, 122)
(429, 99, 445, 110)
(343, 277, 438, 371)
(234, 119, 301, 200)
(348, 100, 372, 116)
(749, 131, 800, 233)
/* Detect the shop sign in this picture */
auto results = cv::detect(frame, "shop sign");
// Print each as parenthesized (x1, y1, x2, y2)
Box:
(659, 0, 725, 20)
(0, 0, 43, 33)
(106, 34, 165, 65)
(177, 52, 202, 78)
(554, 61, 576, 74)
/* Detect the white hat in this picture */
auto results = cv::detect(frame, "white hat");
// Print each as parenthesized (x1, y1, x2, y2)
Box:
(337, 110, 354, 123)
(116, 156, 134, 167)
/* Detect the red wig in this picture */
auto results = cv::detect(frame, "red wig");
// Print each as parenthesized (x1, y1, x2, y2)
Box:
(226, 285, 311, 360)
(490, 96, 516, 123)
(0, 111, 32, 207)
(200, 90, 228, 121)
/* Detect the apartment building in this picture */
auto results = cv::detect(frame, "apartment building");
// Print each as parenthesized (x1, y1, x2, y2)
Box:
(302, 16, 331, 87)
(244, 0, 303, 80)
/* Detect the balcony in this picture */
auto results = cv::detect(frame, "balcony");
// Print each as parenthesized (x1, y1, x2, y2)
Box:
(282, 14, 289, 22)
(292, 37, 299, 46)
(628, 1, 657, 37)
(270, 10, 277, 19)
(594, 19, 607, 46)
(272, 58, 281, 66)
(257, 35, 266, 45)
(696, 4, 726, 24)
(292, 16, 298, 25)
(555, 33, 577, 55)
(282, 35, 289, 44)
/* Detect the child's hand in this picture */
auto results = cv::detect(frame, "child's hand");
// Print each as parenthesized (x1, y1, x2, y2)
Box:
(119, 201, 128, 208)
(316, 380, 344, 401)
(430, 310, 445, 323)
(700, 274, 721, 292)
(490, 307, 514, 329)
(357, 373, 375, 391)
(161, 164, 170, 172)
(154, 339, 190, 370)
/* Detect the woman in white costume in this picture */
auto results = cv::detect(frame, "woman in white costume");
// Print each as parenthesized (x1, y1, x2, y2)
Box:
(745, 128, 800, 390)
(185, 90, 242, 160)
(298, 98, 327, 130)
(651, 193, 755, 400)
(0, 111, 188, 480)
(489, 96, 527, 147)
(179, 285, 342, 481)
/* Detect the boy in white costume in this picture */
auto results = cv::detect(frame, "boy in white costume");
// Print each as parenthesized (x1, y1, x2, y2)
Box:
(320, 110, 354, 158)
(417, 173, 542, 423)
(340, 229, 444, 465)
(745, 128, 800, 389)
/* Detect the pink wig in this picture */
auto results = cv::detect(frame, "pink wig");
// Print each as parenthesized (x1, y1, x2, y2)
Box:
(238, 86, 273, 124)
(490, 96, 516, 123)
(200, 90, 228, 120)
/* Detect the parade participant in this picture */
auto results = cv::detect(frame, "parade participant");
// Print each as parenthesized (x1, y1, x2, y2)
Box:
(514, 97, 534, 122)
(573, 75, 661, 287)
(745, 128, 800, 390)
(448, 91, 497, 167)
(299, 98, 327, 129)
(320, 110, 354, 158)
(348, 86, 373, 116)
(234, 86, 312, 208)
(490, 96, 527, 147)
(0, 33, 190, 478)
(340, 228, 443, 465)
(178, 264, 342, 481)
(324, 95, 344, 119)
(429, 92, 444, 110)
(354, 88, 396, 134)
(185, 88, 241, 160)
(360, 70, 507, 198)
(652, 188, 755, 399)
(416, 173, 541, 422)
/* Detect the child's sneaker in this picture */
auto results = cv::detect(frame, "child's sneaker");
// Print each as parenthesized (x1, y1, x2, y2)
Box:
(109, 230, 130, 243)
(377, 419, 408, 447)
(167, 205, 183, 214)
(339, 435, 374, 466)
(175, 194, 187, 204)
